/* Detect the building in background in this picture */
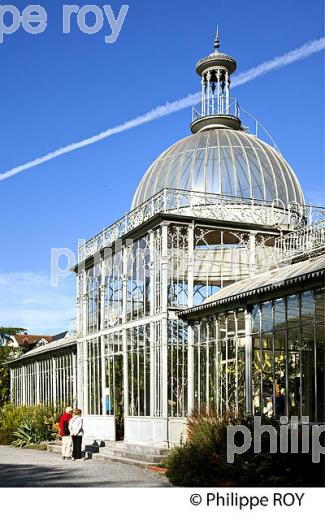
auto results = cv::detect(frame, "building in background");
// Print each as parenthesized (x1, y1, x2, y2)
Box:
(0, 333, 67, 351)
(8, 34, 325, 447)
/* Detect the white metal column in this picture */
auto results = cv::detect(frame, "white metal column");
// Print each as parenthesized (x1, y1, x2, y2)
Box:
(187, 223, 195, 414)
(83, 341, 88, 415)
(161, 223, 169, 420)
(188, 324, 195, 413)
(122, 328, 129, 422)
(22, 366, 26, 405)
(76, 342, 83, 409)
(72, 352, 77, 406)
(10, 368, 14, 403)
(52, 358, 57, 406)
(122, 245, 129, 421)
(245, 309, 253, 415)
(225, 70, 230, 114)
(149, 231, 155, 417)
(100, 264, 106, 415)
(35, 361, 40, 405)
(249, 231, 257, 276)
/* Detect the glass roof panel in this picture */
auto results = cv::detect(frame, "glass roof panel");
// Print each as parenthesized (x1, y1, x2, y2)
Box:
(131, 129, 304, 208)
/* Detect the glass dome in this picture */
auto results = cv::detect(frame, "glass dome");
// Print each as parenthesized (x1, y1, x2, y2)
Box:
(131, 129, 304, 209)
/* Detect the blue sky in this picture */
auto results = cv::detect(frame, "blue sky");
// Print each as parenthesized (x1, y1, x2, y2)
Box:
(0, 0, 324, 333)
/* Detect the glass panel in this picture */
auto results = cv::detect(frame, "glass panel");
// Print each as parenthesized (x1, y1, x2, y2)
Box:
(252, 336, 262, 415)
(261, 302, 273, 332)
(252, 305, 261, 333)
(274, 330, 286, 417)
(255, 147, 277, 201)
(178, 151, 193, 191)
(316, 323, 325, 421)
(315, 288, 325, 322)
(301, 291, 315, 323)
(168, 320, 188, 417)
(274, 298, 286, 329)
(301, 325, 315, 420)
(261, 331, 274, 414)
(288, 329, 300, 417)
(205, 146, 219, 194)
(220, 141, 235, 196)
(192, 149, 206, 192)
(245, 148, 264, 200)
(287, 294, 300, 326)
(266, 150, 287, 204)
(232, 143, 251, 198)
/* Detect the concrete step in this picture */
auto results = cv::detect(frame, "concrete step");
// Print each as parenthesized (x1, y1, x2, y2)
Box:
(121, 444, 170, 456)
(97, 448, 165, 463)
(91, 452, 157, 469)
(99, 442, 169, 456)
(47, 440, 169, 467)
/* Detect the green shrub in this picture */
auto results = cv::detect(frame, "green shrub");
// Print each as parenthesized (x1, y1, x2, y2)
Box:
(0, 404, 61, 445)
(165, 408, 325, 487)
(12, 421, 47, 447)
(165, 443, 237, 487)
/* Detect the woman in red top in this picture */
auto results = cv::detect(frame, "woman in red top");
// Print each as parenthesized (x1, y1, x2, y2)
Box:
(59, 407, 73, 460)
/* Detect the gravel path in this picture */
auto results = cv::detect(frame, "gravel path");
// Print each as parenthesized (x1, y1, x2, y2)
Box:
(0, 445, 171, 487)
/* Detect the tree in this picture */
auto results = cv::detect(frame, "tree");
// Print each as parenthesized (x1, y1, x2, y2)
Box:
(0, 327, 27, 406)
(0, 327, 27, 336)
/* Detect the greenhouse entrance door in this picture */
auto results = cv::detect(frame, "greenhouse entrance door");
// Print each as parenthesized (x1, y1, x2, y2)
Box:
(107, 353, 124, 441)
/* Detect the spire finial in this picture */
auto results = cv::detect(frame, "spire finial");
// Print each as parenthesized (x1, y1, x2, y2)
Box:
(214, 26, 220, 51)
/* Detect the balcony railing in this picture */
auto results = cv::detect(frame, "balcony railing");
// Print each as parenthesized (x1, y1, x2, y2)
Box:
(192, 96, 240, 121)
(77, 188, 324, 263)
(274, 219, 325, 262)
(192, 96, 280, 151)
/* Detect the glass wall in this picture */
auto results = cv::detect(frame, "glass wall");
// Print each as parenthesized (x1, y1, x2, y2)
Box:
(87, 339, 102, 415)
(86, 230, 162, 331)
(193, 228, 251, 305)
(104, 331, 123, 417)
(126, 325, 150, 416)
(252, 288, 325, 421)
(126, 237, 151, 321)
(193, 311, 246, 415)
(168, 225, 189, 307)
(11, 349, 76, 407)
(25, 362, 37, 406)
(12, 366, 24, 406)
(39, 358, 54, 406)
(168, 319, 188, 417)
(55, 352, 75, 407)
(152, 228, 162, 314)
(154, 321, 163, 417)
(104, 249, 123, 327)
(87, 265, 101, 334)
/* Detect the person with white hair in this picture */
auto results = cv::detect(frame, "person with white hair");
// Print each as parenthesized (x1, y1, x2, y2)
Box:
(59, 407, 73, 460)
(69, 409, 84, 460)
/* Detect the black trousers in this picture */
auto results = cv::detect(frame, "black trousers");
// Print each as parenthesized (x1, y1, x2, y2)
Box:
(72, 436, 82, 459)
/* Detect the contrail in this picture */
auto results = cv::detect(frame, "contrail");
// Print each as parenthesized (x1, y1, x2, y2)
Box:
(1, 37, 324, 182)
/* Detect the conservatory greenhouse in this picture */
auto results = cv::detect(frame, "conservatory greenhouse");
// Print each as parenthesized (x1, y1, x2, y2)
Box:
(8, 34, 325, 447)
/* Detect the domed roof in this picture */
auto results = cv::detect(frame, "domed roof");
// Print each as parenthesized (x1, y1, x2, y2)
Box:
(131, 129, 304, 209)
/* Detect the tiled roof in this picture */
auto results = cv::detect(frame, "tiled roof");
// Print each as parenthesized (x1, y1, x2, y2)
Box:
(14, 334, 54, 346)
(7, 336, 77, 364)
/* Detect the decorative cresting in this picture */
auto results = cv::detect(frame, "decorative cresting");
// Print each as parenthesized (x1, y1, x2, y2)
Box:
(191, 29, 241, 133)
(78, 186, 321, 263)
